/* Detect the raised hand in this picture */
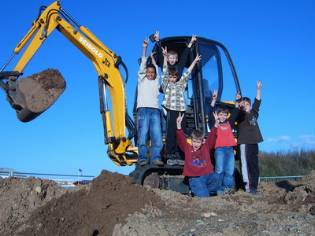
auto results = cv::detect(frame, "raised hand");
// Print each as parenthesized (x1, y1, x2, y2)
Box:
(188, 54, 202, 73)
(194, 54, 202, 63)
(176, 113, 185, 129)
(211, 90, 217, 107)
(188, 35, 197, 48)
(235, 91, 242, 107)
(212, 90, 218, 100)
(162, 46, 168, 57)
(256, 80, 262, 100)
(154, 31, 160, 42)
(213, 111, 220, 127)
(235, 91, 241, 100)
(143, 39, 149, 48)
(257, 80, 262, 90)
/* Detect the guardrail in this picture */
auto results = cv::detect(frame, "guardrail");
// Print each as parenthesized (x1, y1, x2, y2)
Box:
(1, 169, 305, 187)
(259, 175, 304, 182)
(0, 169, 95, 188)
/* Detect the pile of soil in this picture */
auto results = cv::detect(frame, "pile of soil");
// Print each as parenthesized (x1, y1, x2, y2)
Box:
(0, 177, 66, 236)
(15, 170, 164, 236)
(1, 170, 314, 236)
(114, 172, 315, 236)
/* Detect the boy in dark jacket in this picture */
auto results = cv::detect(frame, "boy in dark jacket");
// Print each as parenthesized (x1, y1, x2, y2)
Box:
(151, 31, 197, 77)
(176, 113, 220, 197)
(237, 80, 263, 194)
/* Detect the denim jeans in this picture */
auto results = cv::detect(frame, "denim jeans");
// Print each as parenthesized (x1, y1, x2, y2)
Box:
(215, 147, 235, 191)
(137, 108, 163, 162)
(188, 172, 220, 197)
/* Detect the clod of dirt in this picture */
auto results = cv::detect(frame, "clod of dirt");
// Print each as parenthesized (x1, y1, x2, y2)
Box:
(13, 68, 66, 122)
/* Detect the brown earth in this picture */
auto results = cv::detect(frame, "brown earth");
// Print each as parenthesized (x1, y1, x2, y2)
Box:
(13, 170, 163, 236)
(17, 69, 65, 113)
(0, 177, 66, 236)
(13, 69, 66, 122)
(1, 170, 314, 236)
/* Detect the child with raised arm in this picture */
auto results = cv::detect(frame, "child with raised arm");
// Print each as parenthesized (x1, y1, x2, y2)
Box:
(151, 31, 197, 77)
(237, 81, 263, 194)
(209, 90, 240, 194)
(136, 39, 163, 166)
(176, 113, 220, 197)
(161, 48, 201, 165)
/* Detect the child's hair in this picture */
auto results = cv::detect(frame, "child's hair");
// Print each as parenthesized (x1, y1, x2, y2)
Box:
(242, 97, 251, 105)
(168, 67, 179, 78)
(191, 129, 205, 140)
(168, 50, 178, 57)
(215, 107, 229, 115)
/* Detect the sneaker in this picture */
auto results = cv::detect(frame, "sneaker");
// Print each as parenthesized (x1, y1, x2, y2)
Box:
(152, 159, 164, 166)
(166, 159, 177, 166)
(138, 159, 148, 166)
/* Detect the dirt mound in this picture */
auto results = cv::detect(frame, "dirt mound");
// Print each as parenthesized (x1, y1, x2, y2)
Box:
(15, 170, 164, 236)
(113, 172, 315, 236)
(1, 170, 314, 236)
(0, 177, 66, 236)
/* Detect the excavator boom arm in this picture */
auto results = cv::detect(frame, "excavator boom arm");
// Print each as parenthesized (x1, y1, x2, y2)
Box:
(1, 1, 137, 166)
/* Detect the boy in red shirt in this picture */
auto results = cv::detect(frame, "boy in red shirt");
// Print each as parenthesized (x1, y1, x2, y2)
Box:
(209, 91, 239, 194)
(176, 113, 220, 197)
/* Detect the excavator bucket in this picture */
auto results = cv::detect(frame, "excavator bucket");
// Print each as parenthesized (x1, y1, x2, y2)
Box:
(6, 69, 66, 122)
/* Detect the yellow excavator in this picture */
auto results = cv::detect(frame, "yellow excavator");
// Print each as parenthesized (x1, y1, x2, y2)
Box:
(0, 1, 242, 193)
(0, 0, 138, 167)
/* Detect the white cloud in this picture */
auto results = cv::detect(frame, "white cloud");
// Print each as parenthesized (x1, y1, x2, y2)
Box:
(262, 134, 315, 152)
(298, 134, 315, 145)
(265, 135, 291, 143)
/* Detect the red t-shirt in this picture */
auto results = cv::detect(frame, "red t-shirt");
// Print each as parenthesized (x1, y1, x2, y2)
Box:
(176, 128, 217, 177)
(215, 122, 236, 148)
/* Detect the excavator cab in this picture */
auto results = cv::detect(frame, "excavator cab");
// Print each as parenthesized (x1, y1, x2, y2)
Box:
(131, 36, 242, 193)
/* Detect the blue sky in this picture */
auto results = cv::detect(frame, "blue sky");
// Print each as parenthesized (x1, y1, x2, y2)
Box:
(1, 0, 314, 176)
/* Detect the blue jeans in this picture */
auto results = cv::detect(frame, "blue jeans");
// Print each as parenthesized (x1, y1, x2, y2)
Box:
(137, 108, 163, 162)
(188, 173, 220, 197)
(215, 147, 235, 191)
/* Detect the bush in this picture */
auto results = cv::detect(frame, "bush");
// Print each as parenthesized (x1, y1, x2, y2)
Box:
(259, 150, 315, 176)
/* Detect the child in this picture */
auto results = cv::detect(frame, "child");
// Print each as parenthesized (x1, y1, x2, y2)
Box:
(209, 90, 240, 194)
(136, 39, 163, 166)
(237, 81, 263, 194)
(176, 113, 219, 197)
(161, 47, 201, 165)
(151, 31, 197, 77)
